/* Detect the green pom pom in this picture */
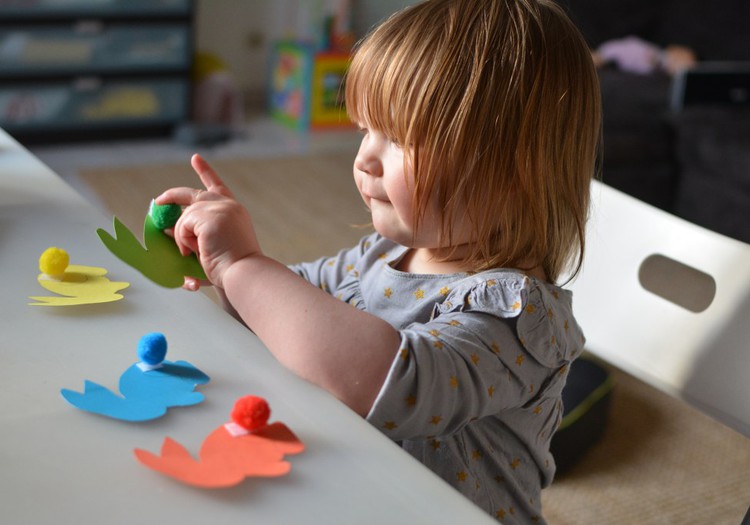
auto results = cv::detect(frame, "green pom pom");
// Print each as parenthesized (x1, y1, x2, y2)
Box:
(149, 201, 182, 230)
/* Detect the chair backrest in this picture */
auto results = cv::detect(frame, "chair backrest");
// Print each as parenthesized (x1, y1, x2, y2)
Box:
(565, 181, 750, 437)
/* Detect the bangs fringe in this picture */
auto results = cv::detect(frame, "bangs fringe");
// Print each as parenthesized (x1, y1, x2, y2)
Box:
(345, 0, 602, 282)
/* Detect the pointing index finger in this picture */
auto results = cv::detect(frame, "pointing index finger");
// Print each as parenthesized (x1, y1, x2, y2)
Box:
(191, 153, 234, 198)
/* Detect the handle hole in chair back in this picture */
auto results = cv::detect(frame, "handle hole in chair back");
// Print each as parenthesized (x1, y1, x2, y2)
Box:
(638, 253, 716, 313)
(565, 181, 750, 437)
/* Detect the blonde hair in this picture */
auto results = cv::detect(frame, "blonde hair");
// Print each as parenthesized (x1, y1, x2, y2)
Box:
(345, 0, 602, 283)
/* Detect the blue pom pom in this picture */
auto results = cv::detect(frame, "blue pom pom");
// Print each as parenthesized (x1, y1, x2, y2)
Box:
(137, 332, 168, 365)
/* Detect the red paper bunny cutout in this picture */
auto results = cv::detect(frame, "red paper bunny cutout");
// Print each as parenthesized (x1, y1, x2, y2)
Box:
(134, 396, 304, 487)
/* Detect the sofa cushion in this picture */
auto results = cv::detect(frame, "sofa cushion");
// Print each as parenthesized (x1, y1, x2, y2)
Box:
(674, 107, 750, 190)
(559, 0, 666, 48)
(657, 0, 750, 60)
(673, 107, 750, 243)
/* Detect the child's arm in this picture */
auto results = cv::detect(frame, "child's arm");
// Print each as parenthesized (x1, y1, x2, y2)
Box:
(156, 155, 399, 416)
(223, 255, 399, 415)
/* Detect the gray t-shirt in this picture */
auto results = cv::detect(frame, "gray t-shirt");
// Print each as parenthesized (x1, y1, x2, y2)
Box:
(290, 233, 585, 524)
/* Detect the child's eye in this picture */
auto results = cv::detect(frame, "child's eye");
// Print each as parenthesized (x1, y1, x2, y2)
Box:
(389, 136, 409, 150)
(386, 135, 402, 148)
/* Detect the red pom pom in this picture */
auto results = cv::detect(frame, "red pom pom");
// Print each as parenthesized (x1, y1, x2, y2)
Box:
(230, 395, 270, 431)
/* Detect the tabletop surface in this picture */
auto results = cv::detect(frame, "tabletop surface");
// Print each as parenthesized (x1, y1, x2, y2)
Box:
(0, 129, 495, 524)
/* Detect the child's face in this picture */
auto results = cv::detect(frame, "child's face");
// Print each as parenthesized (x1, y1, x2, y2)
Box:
(353, 124, 445, 249)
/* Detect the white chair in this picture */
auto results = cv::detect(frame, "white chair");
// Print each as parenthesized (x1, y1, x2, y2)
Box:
(565, 180, 750, 437)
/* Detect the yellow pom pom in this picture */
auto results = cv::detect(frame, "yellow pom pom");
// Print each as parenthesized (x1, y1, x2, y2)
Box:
(39, 247, 69, 276)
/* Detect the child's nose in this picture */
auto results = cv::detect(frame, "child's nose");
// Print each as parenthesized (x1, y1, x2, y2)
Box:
(354, 147, 381, 176)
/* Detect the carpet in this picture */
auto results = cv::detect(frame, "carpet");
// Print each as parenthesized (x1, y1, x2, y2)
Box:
(79, 153, 372, 266)
(79, 154, 750, 524)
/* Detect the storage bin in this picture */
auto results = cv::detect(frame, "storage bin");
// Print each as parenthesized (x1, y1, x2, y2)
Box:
(0, 24, 190, 75)
(0, 78, 188, 132)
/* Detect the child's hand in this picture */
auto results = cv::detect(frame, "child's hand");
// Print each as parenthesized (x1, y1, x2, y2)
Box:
(155, 154, 260, 290)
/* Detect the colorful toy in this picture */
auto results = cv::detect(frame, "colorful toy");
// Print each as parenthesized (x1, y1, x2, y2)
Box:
(60, 332, 210, 422)
(29, 247, 129, 306)
(96, 201, 206, 288)
(135, 395, 304, 488)
(269, 40, 351, 130)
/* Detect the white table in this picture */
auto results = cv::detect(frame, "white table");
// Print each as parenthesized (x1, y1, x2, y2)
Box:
(0, 129, 495, 524)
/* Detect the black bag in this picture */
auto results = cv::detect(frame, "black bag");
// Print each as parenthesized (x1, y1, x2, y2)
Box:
(550, 356, 614, 475)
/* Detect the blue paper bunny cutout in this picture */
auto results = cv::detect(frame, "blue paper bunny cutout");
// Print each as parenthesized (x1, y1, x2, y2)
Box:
(61, 333, 210, 422)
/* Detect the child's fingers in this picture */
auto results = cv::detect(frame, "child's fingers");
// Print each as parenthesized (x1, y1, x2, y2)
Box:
(183, 276, 205, 292)
(168, 202, 201, 257)
(173, 218, 200, 257)
(191, 153, 235, 198)
(154, 154, 232, 206)
(155, 186, 206, 206)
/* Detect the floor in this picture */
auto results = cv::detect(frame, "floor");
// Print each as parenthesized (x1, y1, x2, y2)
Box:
(28, 115, 362, 213)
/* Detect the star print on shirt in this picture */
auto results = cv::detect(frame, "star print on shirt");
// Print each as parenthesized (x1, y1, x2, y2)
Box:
(384, 287, 393, 299)
(414, 288, 425, 299)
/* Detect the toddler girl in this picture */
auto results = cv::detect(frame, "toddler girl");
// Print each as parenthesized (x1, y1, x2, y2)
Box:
(156, 0, 601, 522)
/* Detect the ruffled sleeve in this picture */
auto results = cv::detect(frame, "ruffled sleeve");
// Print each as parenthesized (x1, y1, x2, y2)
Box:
(366, 273, 584, 441)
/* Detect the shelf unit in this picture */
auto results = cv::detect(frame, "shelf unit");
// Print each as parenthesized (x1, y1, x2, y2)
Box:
(0, 0, 194, 143)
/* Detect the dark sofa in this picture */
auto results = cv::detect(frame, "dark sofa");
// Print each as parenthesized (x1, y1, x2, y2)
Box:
(558, 0, 750, 243)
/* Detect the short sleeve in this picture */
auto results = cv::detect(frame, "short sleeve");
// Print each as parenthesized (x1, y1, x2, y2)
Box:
(288, 233, 379, 295)
(366, 275, 565, 440)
